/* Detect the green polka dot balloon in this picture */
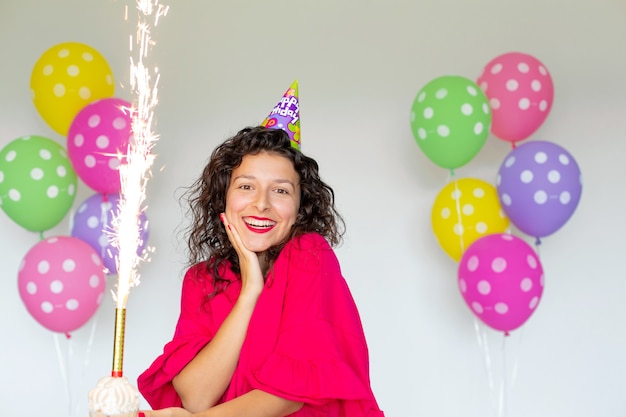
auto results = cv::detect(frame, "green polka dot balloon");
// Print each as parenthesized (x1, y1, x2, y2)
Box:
(0, 135, 77, 232)
(410, 75, 492, 171)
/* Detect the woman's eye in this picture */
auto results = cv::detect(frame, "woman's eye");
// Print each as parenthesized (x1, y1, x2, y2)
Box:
(238, 184, 252, 190)
(274, 188, 288, 195)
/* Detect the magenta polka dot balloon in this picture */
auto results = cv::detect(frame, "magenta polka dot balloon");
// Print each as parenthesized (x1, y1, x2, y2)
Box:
(67, 97, 132, 194)
(458, 233, 544, 333)
(477, 52, 554, 143)
(18, 236, 106, 334)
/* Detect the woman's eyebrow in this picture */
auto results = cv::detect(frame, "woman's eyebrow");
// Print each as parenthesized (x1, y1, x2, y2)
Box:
(232, 174, 255, 181)
(232, 175, 297, 187)
(274, 178, 296, 187)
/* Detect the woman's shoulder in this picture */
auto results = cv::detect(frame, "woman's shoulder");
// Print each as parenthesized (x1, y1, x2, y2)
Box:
(179, 263, 211, 292)
(279, 233, 339, 270)
(287, 232, 332, 251)
(181, 260, 240, 300)
(183, 260, 236, 285)
(184, 261, 210, 279)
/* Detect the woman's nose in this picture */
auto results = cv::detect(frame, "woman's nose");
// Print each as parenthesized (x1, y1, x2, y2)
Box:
(253, 191, 270, 211)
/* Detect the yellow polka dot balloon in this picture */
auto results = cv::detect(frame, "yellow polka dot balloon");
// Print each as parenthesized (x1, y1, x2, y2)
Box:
(30, 42, 115, 136)
(431, 178, 509, 262)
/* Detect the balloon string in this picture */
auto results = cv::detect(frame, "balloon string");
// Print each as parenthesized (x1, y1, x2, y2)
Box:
(443, 170, 466, 257)
(99, 196, 111, 273)
(498, 329, 523, 417)
(72, 316, 99, 417)
(53, 333, 72, 417)
(498, 333, 508, 417)
(473, 319, 497, 416)
(534, 238, 542, 260)
(510, 328, 522, 392)
(453, 180, 465, 256)
(474, 320, 525, 417)
(68, 335, 76, 416)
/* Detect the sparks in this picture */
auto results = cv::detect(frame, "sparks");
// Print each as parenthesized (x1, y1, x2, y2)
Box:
(111, 0, 169, 309)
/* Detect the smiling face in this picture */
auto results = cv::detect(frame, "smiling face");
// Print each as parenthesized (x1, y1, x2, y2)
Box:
(225, 151, 301, 255)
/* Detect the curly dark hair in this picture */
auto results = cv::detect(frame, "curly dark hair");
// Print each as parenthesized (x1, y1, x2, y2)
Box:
(182, 126, 345, 292)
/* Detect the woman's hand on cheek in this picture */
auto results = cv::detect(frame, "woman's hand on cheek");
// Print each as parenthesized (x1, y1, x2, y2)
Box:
(220, 213, 264, 298)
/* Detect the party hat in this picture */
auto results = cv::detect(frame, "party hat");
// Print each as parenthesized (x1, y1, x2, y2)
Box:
(261, 80, 301, 150)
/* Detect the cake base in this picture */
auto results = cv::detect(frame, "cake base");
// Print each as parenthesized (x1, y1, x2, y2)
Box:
(88, 376, 140, 417)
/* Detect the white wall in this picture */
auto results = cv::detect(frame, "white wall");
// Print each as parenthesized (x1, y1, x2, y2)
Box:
(1, 1, 625, 416)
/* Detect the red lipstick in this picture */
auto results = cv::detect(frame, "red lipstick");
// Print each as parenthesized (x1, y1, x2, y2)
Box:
(243, 216, 276, 234)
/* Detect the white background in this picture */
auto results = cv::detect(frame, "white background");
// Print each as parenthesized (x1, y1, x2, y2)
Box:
(1, 0, 625, 416)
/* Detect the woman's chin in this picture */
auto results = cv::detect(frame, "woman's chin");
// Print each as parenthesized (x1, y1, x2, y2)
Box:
(242, 240, 272, 254)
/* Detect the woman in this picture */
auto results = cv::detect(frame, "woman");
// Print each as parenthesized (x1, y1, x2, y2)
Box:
(137, 126, 384, 417)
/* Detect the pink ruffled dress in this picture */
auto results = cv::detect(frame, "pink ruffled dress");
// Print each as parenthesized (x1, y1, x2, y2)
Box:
(137, 233, 384, 417)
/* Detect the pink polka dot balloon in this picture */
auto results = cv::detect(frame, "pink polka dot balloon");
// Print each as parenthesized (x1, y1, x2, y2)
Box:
(67, 97, 132, 194)
(458, 233, 544, 333)
(477, 52, 554, 144)
(18, 236, 106, 334)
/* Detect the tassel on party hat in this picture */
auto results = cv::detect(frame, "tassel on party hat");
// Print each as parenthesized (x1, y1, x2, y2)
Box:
(261, 80, 301, 150)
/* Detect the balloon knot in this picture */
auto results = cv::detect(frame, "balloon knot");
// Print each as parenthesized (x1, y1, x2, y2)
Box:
(504, 331, 510, 337)
(535, 237, 542, 246)
(65, 332, 72, 339)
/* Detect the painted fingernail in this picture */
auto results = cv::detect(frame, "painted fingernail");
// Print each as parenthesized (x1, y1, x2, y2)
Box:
(228, 224, 232, 231)
(138, 412, 145, 417)
(219, 213, 224, 222)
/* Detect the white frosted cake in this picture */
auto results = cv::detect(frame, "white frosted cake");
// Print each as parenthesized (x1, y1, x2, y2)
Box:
(88, 376, 140, 417)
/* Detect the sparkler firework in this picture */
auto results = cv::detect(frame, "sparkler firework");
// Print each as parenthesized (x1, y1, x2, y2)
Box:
(88, 4, 168, 414)
(110, 0, 168, 378)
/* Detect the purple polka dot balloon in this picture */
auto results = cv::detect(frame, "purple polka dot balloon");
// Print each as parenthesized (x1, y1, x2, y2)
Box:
(70, 192, 150, 274)
(496, 140, 582, 238)
(458, 233, 544, 333)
